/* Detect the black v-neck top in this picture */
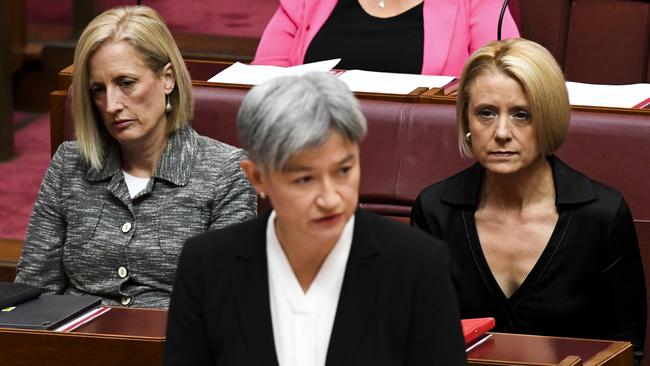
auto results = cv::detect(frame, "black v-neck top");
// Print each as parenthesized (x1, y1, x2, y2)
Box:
(411, 156, 647, 363)
(304, 0, 424, 74)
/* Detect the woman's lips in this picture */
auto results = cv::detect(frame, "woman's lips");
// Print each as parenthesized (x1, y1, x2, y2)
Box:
(113, 119, 133, 129)
(489, 151, 517, 157)
(313, 213, 342, 226)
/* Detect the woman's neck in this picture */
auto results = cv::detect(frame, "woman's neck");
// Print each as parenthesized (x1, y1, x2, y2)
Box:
(274, 217, 339, 293)
(358, 0, 423, 17)
(479, 157, 555, 212)
(120, 129, 168, 178)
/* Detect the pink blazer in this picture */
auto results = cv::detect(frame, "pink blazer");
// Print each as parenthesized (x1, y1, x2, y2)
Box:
(253, 0, 520, 76)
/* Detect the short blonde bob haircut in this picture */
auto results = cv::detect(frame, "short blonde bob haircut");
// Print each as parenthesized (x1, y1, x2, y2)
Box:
(456, 38, 570, 158)
(72, 5, 193, 170)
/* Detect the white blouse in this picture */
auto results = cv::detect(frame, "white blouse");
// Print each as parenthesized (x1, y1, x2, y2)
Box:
(122, 170, 150, 198)
(266, 210, 354, 366)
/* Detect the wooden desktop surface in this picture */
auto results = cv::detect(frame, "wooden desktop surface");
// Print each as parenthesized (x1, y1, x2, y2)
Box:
(54, 60, 650, 116)
(468, 333, 632, 366)
(0, 306, 632, 366)
(0, 307, 166, 366)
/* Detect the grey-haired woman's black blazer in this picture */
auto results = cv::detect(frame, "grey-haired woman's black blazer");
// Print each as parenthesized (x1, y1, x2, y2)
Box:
(165, 208, 467, 366)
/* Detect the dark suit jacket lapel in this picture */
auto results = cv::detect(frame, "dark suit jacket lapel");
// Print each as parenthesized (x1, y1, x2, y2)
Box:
(234, 213, 279, 366)
(326, 209, 380, 366)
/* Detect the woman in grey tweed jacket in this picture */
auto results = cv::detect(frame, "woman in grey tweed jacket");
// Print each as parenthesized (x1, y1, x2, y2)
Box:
(14, 6, 257, 309)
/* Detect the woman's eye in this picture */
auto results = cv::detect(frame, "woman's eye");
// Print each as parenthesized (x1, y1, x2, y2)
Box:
(338, 166, 352, 175)
(89, 85, 105, 96)
(477, 109, 496, 119)
(293, 176, 313, 185)
(118, 78, 135, 88)
(512, 110, 531, 121)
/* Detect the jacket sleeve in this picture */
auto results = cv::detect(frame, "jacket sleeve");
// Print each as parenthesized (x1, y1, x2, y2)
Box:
(252, 0, 301, 66)
(407, 241, 467, 365)
(468, 0, 520, 52)
(410, 192, 443, 239)
(209, 148, 257, 231)
(164, 237, 213, 365)
(598, 198, 647, 364)
(14, 143, 69, 293)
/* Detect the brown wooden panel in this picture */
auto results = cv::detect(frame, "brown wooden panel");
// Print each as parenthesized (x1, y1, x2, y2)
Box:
(0, 308, 166, 366)
(468, 333, 632, 366)
(0, 0, 15, 162)
(50, 90, 67, 157)
(565, 0, 650, 84)
(10, 0, 26, 73)
(518, 0, 571, 67)
(0, 239, 22, 283)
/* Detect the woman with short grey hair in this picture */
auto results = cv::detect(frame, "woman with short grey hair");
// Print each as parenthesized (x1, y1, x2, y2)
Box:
(237, 72, 366, 171)
(165, 72, 466, 366)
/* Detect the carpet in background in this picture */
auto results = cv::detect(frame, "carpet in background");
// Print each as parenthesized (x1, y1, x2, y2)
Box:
(0, 114, 51, 240)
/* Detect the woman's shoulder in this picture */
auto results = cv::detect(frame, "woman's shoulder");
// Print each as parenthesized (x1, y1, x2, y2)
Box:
(181, 215, 264, 259)
(50, 141, 89, 170)
(194, 133, 245, 161)
(358, 209, 448, 259)
(416, 163, 480, 205)
(552, 157, 627, 212)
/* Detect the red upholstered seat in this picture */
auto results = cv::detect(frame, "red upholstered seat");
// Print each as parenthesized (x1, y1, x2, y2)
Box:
(62, 83, 650, 361)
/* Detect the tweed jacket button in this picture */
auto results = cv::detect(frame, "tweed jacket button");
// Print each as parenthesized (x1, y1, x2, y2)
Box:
(121, 296, 132, 306)
(117, 266, 128, 278)
(121, 222, 132, 233)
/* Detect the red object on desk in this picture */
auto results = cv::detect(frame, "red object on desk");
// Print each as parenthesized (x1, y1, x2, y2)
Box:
(462, 317, 495, 345)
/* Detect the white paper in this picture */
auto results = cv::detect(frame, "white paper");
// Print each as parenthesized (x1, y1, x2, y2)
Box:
(566, 81, 650, 109)
(207, 59, 341, 85)
(54, 306, 111, 332)
(337, 70, 455, 94)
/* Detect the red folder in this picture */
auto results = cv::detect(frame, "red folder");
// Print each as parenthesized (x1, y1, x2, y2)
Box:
(461, 317, 495, 345)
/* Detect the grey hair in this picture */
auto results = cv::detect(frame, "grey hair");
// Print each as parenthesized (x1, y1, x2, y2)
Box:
(237, 72, 367, 171)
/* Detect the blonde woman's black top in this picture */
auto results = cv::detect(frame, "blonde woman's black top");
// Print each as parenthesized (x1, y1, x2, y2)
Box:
(411, 155, 647, 364)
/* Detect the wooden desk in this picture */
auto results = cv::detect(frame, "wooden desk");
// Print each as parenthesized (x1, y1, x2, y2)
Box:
(467, 333, 632, 366)
(0, 307, 166, 366)
(0, 308, 631, 366)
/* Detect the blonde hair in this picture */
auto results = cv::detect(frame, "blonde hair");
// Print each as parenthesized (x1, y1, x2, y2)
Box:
(72, 5, 193, 170)
(456, 38, 570, 158)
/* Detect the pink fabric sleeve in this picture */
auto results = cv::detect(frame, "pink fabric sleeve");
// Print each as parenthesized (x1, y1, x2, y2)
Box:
(252, 1, 300, 66)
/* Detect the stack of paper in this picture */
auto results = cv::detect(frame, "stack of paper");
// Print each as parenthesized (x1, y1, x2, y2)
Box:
(207, 59, 341, 85)
(566, 81, 650, 109)
(208, 59, 454, 95)
(337, 70, 454, 94)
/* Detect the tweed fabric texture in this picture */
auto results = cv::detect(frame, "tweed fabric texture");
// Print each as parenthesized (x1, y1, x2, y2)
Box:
(15, 126, 257, 308)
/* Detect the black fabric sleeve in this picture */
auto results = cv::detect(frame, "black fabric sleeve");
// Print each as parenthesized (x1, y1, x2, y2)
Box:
(164, 237, 214, 366)
(410, 192, 443, 238)
(598, 198, 646, 364)
(406, 241, 467, 365)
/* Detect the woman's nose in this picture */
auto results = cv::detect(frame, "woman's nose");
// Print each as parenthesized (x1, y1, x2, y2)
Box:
(494, 116, 512, 141)
(315, 180, 341, 210)
(105, 87, 124, 114)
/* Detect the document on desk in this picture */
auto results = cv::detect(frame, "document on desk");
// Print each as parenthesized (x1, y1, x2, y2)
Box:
(337, 70, 455, 94)
(566, 81, 650, 109)
(0, 294, 101, 330)
(55, 306, 111, 332)
(208, 59, 341, 85)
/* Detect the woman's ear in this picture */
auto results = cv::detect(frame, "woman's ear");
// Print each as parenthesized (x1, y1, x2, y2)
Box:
(162, 62, 175, 94)
(240, 159, 267, 197)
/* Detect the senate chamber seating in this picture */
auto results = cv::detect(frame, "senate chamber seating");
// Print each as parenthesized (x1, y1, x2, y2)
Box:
(57, 83, 650, 361)
(58, 84, 650, 224)
(514, 0, 650, 84)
